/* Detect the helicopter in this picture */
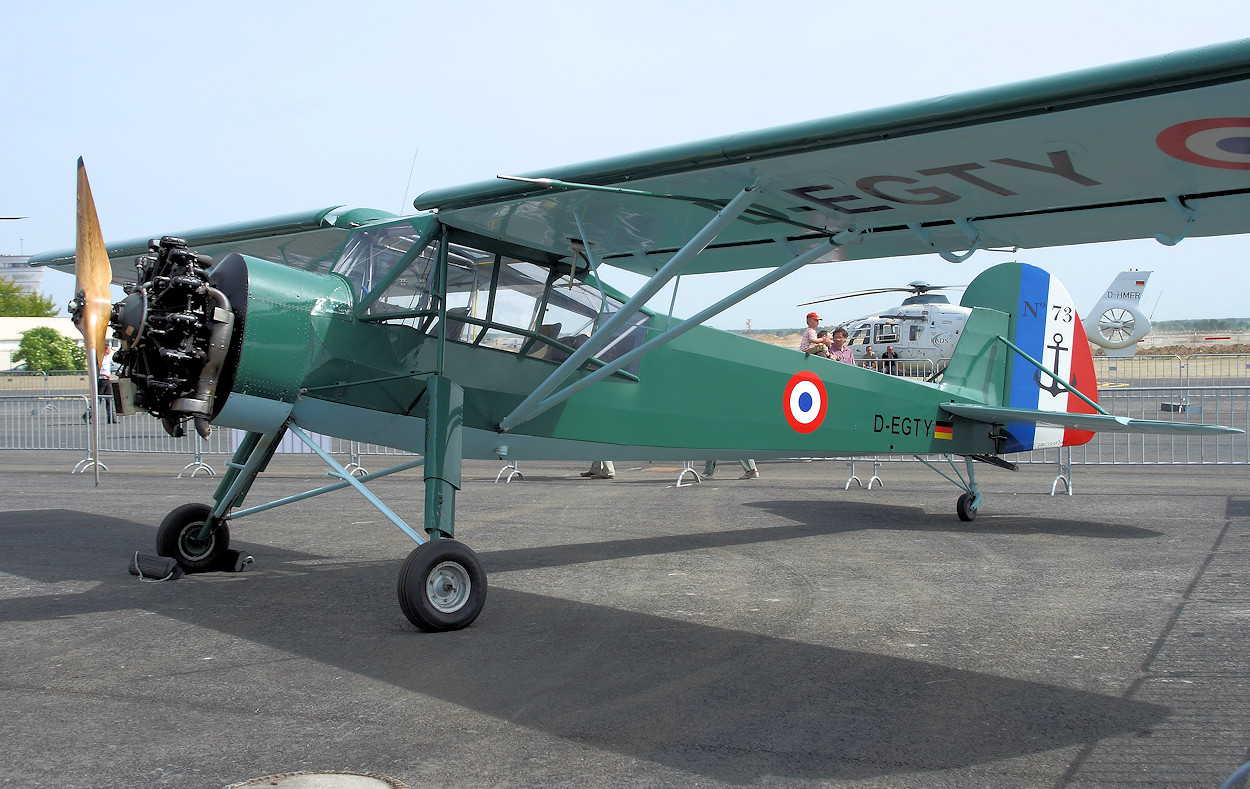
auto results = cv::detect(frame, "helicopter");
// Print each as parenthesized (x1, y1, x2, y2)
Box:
(800, 271, 1153, 372)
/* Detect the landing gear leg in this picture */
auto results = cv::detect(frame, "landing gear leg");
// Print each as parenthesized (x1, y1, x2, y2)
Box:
(954, 455, 981, 521)
(397, 376, 487, 631)
(421, 375, 461, 542)
(915, 453, 983, 522)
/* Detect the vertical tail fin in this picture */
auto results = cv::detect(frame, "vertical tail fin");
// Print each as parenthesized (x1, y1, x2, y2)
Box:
(948, 262, 1099, 452)
(1084, 270, 1152, 357)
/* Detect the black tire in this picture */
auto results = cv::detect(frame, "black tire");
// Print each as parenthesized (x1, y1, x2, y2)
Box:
(397, 539, 487, 632)
(957, 493, 978, 522)
(156, 503, 230, 571)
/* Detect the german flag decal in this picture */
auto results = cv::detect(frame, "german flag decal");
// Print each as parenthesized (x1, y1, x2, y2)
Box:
(934, 421, 954, 440)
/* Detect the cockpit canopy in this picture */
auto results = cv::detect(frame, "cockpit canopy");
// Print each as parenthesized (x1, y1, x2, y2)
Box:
(332, 218, 647, 373)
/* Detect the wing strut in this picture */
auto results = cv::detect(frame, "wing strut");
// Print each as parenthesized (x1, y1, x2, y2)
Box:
(995, 334, 1107, 415)
(497, 184, 761, 433)
(503, 233, 854, 430)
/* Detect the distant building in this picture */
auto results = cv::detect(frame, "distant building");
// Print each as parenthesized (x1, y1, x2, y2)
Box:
(0, 255, 42, 294)
(0, 255, 74, 368)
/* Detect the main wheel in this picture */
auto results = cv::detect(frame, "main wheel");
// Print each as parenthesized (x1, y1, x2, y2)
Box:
(156, 503, 230, 571)
(397, 539, 487, 632)
(957, 493, 978, 522)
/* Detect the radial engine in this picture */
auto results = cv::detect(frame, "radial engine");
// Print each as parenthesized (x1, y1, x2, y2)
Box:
(109, 237, 235, 438)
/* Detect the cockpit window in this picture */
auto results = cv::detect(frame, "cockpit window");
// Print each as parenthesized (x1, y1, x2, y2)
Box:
(333, 222, 431, 299)
(350, 233, 646, 375)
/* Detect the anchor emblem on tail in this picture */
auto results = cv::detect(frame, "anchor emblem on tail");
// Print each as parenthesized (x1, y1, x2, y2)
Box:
(1034, 332, 1073, 396)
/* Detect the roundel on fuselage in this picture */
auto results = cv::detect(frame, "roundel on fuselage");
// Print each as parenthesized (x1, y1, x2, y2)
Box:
(783, 370, 827, 434)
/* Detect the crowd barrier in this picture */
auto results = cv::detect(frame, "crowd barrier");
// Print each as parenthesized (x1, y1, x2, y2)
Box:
(0, 395, 413, 473)
(2, 357, 1247, 469)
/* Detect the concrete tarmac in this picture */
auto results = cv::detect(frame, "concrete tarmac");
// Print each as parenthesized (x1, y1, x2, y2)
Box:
(1, 450, 1248, 788)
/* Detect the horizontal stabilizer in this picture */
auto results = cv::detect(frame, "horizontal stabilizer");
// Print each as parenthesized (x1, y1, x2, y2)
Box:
(941, 403, 1243, 436)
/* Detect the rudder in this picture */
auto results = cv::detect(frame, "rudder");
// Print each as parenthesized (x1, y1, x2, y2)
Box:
(957, 262, 1098, 452)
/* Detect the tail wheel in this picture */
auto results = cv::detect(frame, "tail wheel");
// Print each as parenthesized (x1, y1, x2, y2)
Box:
(397, 539, 487, 632)
(957, 493, 978, 522)
(156, 503, 230, 571)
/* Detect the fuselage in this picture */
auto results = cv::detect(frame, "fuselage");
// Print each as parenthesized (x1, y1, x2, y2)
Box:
(207, 244, 997, 461)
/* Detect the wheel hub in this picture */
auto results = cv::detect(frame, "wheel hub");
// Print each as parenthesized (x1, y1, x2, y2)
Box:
(180, 523, 214, 560)
(426, 561, 470, 613)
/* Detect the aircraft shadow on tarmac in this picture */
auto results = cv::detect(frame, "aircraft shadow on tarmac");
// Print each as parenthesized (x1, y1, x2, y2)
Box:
(0, 510, 1167, 782)
(481, 500, 1160, 576)
(746, 499, 1164, 539)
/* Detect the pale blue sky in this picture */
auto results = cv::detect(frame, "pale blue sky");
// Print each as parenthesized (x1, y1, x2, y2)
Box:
(2, 0, 1247, 328)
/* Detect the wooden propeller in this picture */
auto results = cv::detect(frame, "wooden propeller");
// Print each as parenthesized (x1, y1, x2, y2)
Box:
(74, 158, 112, 484)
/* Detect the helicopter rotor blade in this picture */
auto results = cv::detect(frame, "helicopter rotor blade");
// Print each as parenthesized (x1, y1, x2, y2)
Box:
(797, 287, 915, 307)
(797, 281, 965, 308)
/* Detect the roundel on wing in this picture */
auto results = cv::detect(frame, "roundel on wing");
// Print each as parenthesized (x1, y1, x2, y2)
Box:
(783, 371, 827, 434)
(1157, 118, 1250, 170)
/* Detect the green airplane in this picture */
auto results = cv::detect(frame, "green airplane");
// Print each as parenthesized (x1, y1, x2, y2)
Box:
(33, 39, 1250, 631)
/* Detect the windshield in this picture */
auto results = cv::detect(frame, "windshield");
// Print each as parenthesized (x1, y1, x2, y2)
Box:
(333, 221, 432, 299)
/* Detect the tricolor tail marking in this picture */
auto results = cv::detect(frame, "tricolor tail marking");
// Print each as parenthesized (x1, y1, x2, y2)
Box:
(1003, 265, 1098, 452)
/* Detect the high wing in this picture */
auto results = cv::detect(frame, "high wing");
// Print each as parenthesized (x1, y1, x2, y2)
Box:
(31, 41, 1250, 284)
(28, 207, 398, 282)
(416, 39, 1250, 275)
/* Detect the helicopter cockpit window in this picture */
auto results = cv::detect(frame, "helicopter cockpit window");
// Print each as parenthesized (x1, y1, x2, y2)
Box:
(357, 238, 646, 376)
(874, 323, 900, 344)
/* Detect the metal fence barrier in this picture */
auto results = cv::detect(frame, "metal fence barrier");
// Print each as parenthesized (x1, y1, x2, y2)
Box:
(1096, 354, 1250, 387)
(2, 358, 1248, 469)
(1020, 386, 1250, 465)
(0, 394, 415, 474)
(0, 395, 94, 451)
(1, 370, 94, 397)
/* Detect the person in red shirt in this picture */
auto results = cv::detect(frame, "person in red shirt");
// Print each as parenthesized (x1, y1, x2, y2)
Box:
(799, 312, 830, 356)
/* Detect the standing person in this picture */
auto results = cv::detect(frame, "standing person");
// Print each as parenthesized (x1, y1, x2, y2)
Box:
(862, 344, 878, 370)
(880, 344, 900, 375)
(703, 459, 760, 480)
(827, 327, 854, 364)
(97, 345, 115, 423)
(799, 312, 830, 356)
(581, 461, 615, 479)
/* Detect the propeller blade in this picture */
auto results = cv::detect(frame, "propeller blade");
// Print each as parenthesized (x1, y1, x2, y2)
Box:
(75, 158, 112, 357)
(75, 158, 112, 486)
